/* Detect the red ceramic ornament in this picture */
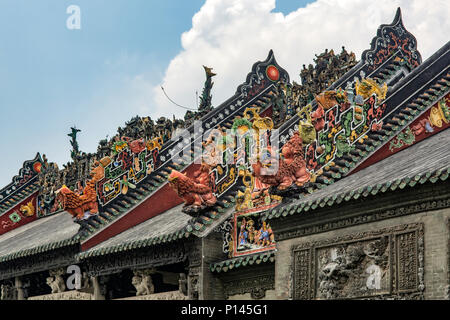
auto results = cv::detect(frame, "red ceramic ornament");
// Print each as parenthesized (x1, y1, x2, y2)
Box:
(33, 162, 42, 173)
(266, 65, 279, 81)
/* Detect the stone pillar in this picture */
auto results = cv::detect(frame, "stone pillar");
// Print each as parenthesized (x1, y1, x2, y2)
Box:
(91, 276, 105, 300)
(1, 280, 17, 300)
(188, 267, 200, 300)
(201, 232, 231, 299)
(184, 231, 227, 300)
(184, 238, 202, 300)
(15, 277, 25, 300)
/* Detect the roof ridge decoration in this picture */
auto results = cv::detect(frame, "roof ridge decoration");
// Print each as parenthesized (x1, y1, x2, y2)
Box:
(355, 93, 450, 173)
(0, 153, 42, 215)
(271, 8, 431, 188)
(361, 7, 421, 72)
(235, 49, 290, 98)
(80, 52, 291, 254)
(73, 51, 293, 246)
(0, 9, 437, 259)
(212, 8, 440, 261)
(264, 157, 450, 222)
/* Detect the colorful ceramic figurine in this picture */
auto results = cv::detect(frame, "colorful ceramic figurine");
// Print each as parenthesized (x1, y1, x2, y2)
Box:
(55, 162, 105, 220)
(122, 136, 146, 154)
(252, 131, 311, 191)
(168, 164, 217, 214)
(238, 218, 248, 246)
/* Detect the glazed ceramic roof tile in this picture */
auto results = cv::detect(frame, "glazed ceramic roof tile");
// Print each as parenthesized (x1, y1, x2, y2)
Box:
(210, 250, 276, 273)
(77, 203, 237, 260)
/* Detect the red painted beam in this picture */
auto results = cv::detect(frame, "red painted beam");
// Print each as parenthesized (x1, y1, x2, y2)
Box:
(0, 192, 38, 235)
(351, 94, 450, 175)
(81, 163, 199, 251)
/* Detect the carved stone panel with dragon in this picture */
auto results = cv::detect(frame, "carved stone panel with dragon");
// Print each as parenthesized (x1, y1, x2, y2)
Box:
(291, 223, 424, 300)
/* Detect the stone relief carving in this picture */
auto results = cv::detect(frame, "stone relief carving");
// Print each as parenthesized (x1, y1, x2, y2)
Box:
(84, 242, 186, 277)
(190, 275, 199, 300)
(1, 283, 17, 300)
(292, 249, 311, 299)
(291, 223, 424, 300)
(316, 236, 389, 299)
(188, 267, 200, 300)
(132, 269, 155, 296)
(28, 291, 93, 300)
(179, 273, 188, 296)
(223, 274, 275, 300)
(184, 240, 202, 267)
(116, 290, 188, 300)
(46, 269, 66, 294)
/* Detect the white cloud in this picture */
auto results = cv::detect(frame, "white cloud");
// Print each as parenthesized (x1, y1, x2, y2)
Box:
(149, 0, 450, 120)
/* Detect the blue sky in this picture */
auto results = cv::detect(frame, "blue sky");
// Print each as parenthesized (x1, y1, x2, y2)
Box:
(0, 0, 313, 187)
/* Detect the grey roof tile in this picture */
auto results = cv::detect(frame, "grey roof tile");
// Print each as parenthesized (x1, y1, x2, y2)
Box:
(0, 212, 80, 261)
(78, 204, 192, 259)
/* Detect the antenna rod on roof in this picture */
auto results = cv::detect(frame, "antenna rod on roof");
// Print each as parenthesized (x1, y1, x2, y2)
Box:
(161, 86, 197, 111)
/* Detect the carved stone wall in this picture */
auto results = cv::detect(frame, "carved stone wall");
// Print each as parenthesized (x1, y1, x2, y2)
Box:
(187, 267, 200, 300)
(183, 238, 201, 300)
(223, 274, 275, 300)
(290, 223, 424, 300)
(273, 182, 450, 300)
(215, 264, 275, 300)
(0, 283, 17, 300)
(116, 290, 188, 300)
(27, 291, 93, 300)
(275, 197, 450, 242)
(83, 242, 186, 277)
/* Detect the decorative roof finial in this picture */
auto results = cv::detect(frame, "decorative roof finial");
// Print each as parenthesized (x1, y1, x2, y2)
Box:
(68, 126, 81, 160)
(198, 66, 216, 113)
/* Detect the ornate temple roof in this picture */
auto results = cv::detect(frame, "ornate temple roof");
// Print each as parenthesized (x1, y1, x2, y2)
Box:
(0, 8, 448, 273)
(77, 204, 192, 260)
(75, 49, 289, 251)
(77, 203, 237, 260)
(0, 153, 42, 216)
(265, 127, 450, 221)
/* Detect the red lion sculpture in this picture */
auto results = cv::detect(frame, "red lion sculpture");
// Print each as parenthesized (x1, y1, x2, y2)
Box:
(168, 164, 217, 213)
(252, 131, 310, 190)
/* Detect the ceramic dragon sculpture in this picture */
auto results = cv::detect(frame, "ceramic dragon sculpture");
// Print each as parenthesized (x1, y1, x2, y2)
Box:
(55, 161, 105, 220)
